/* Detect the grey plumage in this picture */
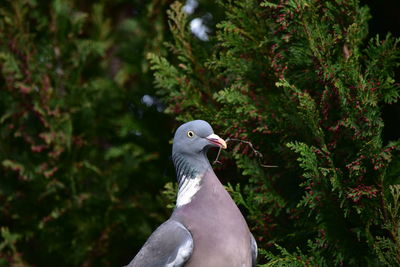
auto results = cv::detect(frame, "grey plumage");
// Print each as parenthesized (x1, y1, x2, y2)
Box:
(126, 120, 257, 267)
(250, 233, 258, 267)
(129, 220, 193, 267)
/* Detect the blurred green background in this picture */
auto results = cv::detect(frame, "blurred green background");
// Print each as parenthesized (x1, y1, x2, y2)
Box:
(0, 0, 179, 265)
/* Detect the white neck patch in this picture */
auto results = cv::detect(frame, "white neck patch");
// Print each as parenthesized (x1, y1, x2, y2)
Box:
(176, 174, 202, 207)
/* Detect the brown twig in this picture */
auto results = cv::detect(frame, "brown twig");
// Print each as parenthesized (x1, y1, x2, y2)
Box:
(213, 138, 278, 168)
(213, 145, 223, 165)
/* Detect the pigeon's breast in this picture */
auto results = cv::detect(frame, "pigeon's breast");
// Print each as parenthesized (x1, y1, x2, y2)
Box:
(172, 170, 252, 267)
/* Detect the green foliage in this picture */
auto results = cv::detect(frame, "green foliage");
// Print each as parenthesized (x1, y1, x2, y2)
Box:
(160, 182, 178, 210)
(149, 0, 400, 265)
(373, 185, 400, 265)
(0, 0, 173, 266)
(259, 242, 327, 267)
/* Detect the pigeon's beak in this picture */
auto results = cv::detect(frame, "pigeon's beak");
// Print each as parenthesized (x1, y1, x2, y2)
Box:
(206, 133, 227, 149)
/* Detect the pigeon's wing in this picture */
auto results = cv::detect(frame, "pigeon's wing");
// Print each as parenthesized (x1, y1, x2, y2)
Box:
(126, 220, 193, 267)
(250, 233, 258, 267)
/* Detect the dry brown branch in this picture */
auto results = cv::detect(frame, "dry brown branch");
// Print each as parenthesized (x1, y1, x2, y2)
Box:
(213, 138, 278, 168)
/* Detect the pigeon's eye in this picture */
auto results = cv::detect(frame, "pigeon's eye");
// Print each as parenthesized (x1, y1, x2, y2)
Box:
(187, 131, 195, 138)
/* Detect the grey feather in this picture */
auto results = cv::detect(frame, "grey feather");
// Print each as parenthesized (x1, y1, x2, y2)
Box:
(250, 233, 258, 267)
(126, 220, 193, 267)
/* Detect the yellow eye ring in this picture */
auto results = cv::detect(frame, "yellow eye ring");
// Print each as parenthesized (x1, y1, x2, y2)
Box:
(187, 131, 195, 138)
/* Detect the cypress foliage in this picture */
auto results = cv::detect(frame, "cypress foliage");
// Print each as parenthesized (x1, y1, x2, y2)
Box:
(0, 0, 173, 266)
(149, 0, 400, 265)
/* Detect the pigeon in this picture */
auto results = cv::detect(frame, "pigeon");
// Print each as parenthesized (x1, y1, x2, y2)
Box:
(126, 120, 257, 267)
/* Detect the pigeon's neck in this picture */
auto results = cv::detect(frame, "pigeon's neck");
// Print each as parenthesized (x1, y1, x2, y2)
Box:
(172, 152, 210, 207)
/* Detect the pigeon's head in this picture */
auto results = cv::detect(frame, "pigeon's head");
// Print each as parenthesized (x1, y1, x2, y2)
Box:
(172, 120, 227, 157)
